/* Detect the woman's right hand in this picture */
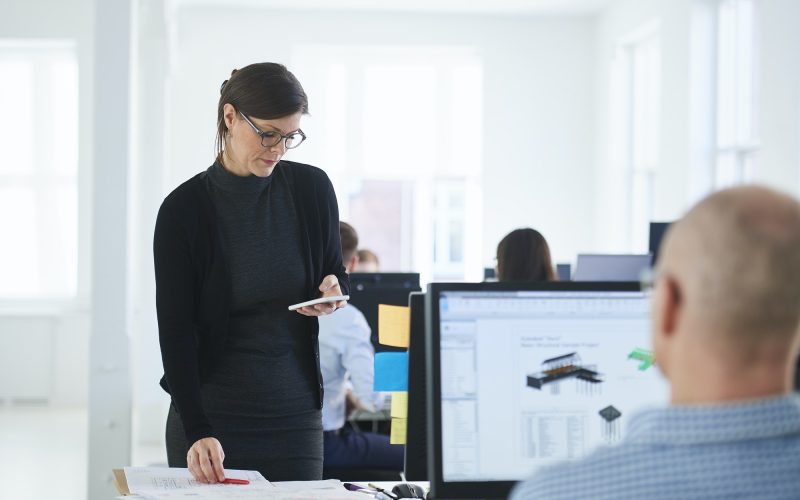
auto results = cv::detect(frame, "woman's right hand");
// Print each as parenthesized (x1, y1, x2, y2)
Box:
(187, 437, 226, 483)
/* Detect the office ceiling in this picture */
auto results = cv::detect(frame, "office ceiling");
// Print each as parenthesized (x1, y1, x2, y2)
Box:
(171, 0, 612, 15)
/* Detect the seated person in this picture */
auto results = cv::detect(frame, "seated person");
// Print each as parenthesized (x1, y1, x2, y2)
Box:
(318, 222, 404, 471)
(496, 228, 556, 282)
(354, 248, 380, 272)
(510, 185, 800, 499)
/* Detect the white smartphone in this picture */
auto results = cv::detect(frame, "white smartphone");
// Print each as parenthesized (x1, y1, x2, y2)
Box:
(287, 295, 350, 311)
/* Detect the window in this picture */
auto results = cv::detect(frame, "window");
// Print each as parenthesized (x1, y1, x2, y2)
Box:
(292, 46, 484, 283)
(611, 24, 661, 253)
(0, 41, 79, 299)
(432, 181, 466, 280)
(715, 0, 758, 187)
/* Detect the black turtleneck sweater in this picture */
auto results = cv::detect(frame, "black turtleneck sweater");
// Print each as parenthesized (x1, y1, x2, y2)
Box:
(154, 159, 348, 444)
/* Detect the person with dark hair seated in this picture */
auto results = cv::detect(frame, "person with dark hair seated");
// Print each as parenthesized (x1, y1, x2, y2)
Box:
(496, 228, 556, 282)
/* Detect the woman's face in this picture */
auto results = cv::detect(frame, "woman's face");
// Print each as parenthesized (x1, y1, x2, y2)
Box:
(222, 103, 303, 177)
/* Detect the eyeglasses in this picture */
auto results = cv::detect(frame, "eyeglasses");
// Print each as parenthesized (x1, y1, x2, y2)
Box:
(238, 111, 306, 149)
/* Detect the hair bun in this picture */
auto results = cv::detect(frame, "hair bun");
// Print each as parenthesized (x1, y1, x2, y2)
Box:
(220, 69, 238, 94)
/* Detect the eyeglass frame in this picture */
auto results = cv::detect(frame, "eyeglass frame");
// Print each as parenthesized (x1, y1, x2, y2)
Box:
(238, 111, 306, 149)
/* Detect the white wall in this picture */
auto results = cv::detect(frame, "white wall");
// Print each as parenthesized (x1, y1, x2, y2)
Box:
(756, 0, 800, 193)
(593, 0, 691, 252)
(593, 0, 800, 255)
(158, 6, 598, 269)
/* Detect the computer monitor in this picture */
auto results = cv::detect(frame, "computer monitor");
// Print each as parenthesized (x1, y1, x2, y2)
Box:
(425, 282, 667, 499)
(649, 222, 671, 265)
(487, 265, 569, 282)
(573, 254, 652, 282)
(796, 358, 800, 392)
(347, 273, 421, 352)
(404, 292, 428, 480)
(556, 263, 571, 281)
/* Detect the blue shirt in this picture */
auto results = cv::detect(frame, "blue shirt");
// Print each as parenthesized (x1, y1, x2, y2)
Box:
(509, 394, 800, 500)
(318, 304, 380, 431)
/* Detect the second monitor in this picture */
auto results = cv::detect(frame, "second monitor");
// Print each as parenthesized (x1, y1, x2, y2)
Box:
(347, 272, 421, 352)
(405, 291, 428, 481)
(572, 254, 652, 282)
(425, 282, 668, 499)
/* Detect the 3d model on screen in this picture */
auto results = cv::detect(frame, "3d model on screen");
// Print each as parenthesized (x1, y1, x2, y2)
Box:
(628, 347, 655, 371)
(527, 352, 603, 395)
(599, 405, 622, 441)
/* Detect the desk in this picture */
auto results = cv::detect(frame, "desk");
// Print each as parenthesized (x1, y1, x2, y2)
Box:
(113, 467, 427, 499)
(348, 408, 391, 434)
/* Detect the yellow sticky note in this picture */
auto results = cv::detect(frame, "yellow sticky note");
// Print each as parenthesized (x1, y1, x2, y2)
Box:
(391, 392, 408, 419)
(390, 417, 407, 445)
(378, 304, 410, 347)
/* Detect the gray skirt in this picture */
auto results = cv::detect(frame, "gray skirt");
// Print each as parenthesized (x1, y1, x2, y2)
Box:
(166, 348, 322, 481)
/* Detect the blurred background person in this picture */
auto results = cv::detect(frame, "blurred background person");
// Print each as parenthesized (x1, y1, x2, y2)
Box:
(318, 222, 403, 475)
(354, 249, 380, 272)
(495, 228, 557, 282)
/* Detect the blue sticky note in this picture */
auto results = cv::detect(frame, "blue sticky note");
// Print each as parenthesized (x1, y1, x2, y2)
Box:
(374, 352, 408, 391)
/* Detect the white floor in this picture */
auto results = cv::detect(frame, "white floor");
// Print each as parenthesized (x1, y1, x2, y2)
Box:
(0, 405, 165, 500)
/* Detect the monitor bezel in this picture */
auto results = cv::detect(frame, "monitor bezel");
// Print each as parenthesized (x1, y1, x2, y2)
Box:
(404, 291, 428, 480)
(573, 253, 653, 282)
(425, 281, 644, 500)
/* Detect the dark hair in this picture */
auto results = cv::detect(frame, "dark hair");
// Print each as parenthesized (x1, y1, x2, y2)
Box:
(496, 228, 556, 282)
(216, 62, 309, 158)
(339, 221, 359, 263)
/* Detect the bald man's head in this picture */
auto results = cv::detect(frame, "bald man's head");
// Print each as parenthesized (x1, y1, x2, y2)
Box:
(659, 186, 800, 347)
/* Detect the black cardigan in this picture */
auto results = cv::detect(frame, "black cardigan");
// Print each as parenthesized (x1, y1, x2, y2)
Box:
(153, 160, 349, 444)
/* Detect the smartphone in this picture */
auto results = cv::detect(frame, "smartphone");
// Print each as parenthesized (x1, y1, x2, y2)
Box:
(287, 295, 350, 311)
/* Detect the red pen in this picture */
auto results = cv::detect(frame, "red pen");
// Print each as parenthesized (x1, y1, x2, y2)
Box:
(222, 478, 250, 485)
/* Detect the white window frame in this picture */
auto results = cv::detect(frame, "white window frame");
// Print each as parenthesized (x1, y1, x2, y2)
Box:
(612, 22, 661, 253)
(714, 0, 759, 187)
(291, 45, 484, 284)
(0, 40, 82, 310)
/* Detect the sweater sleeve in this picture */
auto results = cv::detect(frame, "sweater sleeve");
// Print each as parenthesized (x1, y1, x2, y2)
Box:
(318, 172, 350, 296)
(153, 200, 215, 444)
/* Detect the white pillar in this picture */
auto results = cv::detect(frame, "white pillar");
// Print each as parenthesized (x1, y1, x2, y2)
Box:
(88, 0, 133, 499)
(131, 0, 170, 451)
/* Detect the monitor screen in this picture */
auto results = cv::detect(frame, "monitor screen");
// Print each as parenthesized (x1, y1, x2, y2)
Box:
(347, 273, 421, 352)
(426, 282, 668, 499)
(404, 292, 428, 480)
(556, 263, 571, 281)
(649, 222, 671, 265)
(573, 254, 652, 282)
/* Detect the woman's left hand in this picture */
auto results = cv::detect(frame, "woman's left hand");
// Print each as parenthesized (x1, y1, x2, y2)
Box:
(295, 274, 348, 317)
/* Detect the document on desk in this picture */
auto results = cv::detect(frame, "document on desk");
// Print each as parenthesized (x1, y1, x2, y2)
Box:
(124, 467, 270, 498)
(121, 467, 367, 499)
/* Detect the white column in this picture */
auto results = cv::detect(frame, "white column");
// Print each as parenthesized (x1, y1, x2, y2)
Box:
(88, 0, 133, 499)
(132, 0, 170, 452)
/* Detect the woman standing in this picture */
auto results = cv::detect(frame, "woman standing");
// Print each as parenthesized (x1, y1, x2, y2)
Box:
(154, 63, 348, 483)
